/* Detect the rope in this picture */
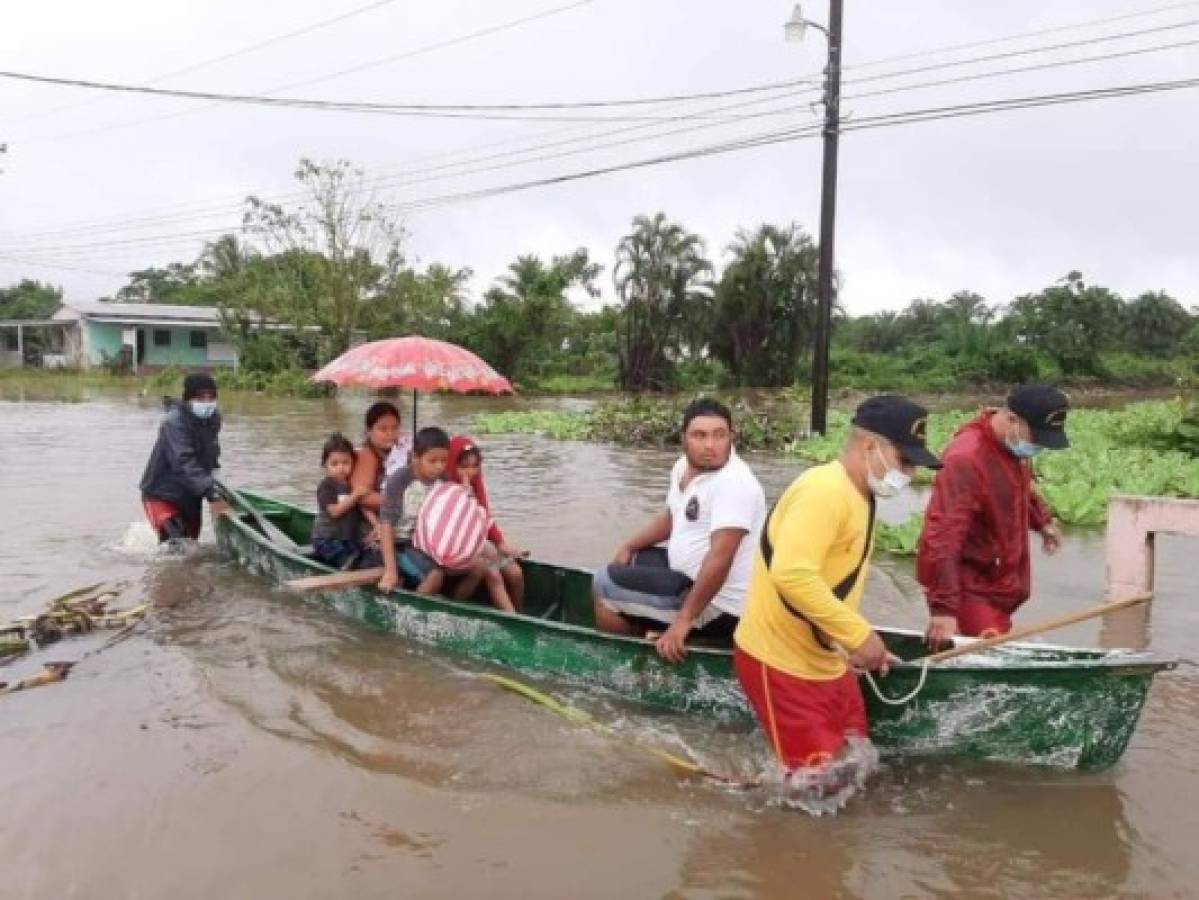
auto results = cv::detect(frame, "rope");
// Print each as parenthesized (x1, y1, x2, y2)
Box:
(481, 673, 758, 787)
(860, 660, 930, 706)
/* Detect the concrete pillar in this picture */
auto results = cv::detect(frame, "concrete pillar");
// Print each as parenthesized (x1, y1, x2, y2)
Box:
(16, 323, 22, 364)
(1103, 494, 1199, 649)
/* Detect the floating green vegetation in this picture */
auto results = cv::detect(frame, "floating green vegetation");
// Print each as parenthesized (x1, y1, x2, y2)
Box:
(478, 397, 1199, 530)
(874, 515, 925, 557)
(476, 397, 801, 451)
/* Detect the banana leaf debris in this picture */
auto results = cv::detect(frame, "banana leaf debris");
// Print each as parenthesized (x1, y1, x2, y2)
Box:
(0, 582, 146, 696)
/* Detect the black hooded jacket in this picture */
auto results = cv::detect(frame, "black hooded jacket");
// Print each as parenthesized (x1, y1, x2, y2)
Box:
(139, 397, 222, 505)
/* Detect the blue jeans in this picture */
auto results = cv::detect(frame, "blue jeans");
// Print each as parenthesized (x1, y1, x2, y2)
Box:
(312, 539, 361, 570)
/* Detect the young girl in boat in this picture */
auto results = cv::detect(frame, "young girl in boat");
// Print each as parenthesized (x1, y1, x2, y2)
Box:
(311, 433, 368, 569)
(350, 401, 402, 552)
(446, 436, 526, 612)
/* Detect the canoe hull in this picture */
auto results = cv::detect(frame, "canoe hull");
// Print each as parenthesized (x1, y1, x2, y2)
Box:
(215, 490, 1173, 771)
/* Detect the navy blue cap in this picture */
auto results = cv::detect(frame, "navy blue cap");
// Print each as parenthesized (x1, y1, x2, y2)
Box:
(1007, 384, 1070, 449)
(852, 394, 942, 469)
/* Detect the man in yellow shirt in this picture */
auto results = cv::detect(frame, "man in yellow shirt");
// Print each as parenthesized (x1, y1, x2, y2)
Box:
(735, 395, 942, 772)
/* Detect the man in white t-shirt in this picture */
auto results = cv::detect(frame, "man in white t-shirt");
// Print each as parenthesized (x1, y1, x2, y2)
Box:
(593, 398, 767, 663)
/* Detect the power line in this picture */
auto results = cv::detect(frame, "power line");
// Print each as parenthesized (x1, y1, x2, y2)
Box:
(12, 74, 1199, 263)
(843, 15, 1199, 88)
(6, 4, 1196, 245)
(9, 28, 1199, 248)
(2, 87, 821, 244)
(843, 0, 1199, 71)
(14, 0, 596, 144)
(380, 74, 1199, 214)
(844, 35, 1199, 104)
(0, 0, 400, 129)
(0, 69, 814, 123)
(0, 253, 125, 277)
(6, 17, 1196, 123)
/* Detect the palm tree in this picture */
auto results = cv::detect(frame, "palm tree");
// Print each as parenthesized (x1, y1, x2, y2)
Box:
(1123, 291, 1192, 355)
(710, 223, 820, 386)
(198, 234, 253, 281)
(614, 213, 713, 391)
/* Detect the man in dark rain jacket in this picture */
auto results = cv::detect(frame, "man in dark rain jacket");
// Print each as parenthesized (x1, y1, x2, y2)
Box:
(917, 385, 1070, 644)
(139, 373, 228, 542)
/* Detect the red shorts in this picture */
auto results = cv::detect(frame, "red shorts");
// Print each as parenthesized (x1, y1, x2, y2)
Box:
(142, 498, 201, 541)
(957, 600, 1012, 638)
(734, 647, 868, 771)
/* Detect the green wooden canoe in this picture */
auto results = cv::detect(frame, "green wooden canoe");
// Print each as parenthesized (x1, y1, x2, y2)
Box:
(214, 488, 1175, 771)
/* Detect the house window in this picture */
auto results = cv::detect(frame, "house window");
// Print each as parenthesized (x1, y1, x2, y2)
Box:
(153, 329, 171, 347)
(190, 330, 208, 349)
(2, 331, 16, 351)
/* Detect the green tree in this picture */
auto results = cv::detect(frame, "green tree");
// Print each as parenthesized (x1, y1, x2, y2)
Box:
(1122, 291, 1192, 355)
(111, 263, 208, 304)
(243, 158, 406, 356)
(0, 279, 62, 319)
(464, 249, 600, 381)
(709, 223, 820, 386)
(370, 261, 473, 340)
(1007, 272, 1123, 376)
(614, 213, 713, 391)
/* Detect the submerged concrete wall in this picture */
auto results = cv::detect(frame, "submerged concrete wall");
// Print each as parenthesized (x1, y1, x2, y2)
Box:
(1103, 495, 1199, 649)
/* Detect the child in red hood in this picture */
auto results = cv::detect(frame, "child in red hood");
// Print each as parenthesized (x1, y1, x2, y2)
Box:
(446, 436, 526, 611)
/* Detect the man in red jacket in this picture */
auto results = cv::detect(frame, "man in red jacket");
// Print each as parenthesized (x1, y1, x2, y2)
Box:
(918, 385, 1069, 645)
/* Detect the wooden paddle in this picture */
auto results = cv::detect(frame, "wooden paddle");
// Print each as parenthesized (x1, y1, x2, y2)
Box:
(284, 568, 385, 594)
(919, 592, 1153, 666)
(215, 480, 299, 552)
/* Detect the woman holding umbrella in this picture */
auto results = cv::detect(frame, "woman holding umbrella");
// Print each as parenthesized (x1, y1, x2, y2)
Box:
(349, 400, 403, 549)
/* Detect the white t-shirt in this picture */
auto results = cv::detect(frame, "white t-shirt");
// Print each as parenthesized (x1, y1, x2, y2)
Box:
(665, 451, 767, 617)
(384, 435, 414, 478)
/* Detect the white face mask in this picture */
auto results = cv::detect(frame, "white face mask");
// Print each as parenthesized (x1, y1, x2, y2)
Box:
(867, 444, 912, 498)
(189, 400, 218, 419)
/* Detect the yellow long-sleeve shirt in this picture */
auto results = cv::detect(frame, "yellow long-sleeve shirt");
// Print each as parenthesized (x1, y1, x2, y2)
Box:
(734, 460, 875, 681)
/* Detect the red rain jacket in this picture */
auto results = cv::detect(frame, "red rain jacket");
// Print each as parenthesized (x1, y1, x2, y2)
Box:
(916, 411, 1053, 618)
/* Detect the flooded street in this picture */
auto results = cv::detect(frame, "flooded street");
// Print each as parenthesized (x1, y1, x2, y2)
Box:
(2, 386, 1197, 899)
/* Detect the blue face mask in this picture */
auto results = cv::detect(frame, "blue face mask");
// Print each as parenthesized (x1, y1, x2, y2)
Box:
(189, 400, 218, 419)
(1005, 427, 1042, 459)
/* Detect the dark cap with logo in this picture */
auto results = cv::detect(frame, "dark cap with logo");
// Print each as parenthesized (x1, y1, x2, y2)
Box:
(1007, 384, 1070, 449)
(852, 394, 942, 469)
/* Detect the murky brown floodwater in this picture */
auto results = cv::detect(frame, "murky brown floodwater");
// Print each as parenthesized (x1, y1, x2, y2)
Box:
(1, 385, 1197, 899)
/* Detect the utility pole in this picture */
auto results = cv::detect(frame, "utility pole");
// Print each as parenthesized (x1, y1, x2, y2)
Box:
(811, 0, 843, 435)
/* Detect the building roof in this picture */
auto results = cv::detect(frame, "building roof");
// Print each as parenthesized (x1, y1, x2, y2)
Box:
(54, 302, 222, 324)
(0, 319, 64, 328)
(41, 301, 319, 332)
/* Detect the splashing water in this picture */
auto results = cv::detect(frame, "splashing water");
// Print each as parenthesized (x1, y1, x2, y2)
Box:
(112, 522, 202, 559)
(762, 736, 882, 816)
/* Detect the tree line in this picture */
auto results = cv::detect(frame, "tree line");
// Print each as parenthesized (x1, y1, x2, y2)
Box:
(4, 158, 1196, 390)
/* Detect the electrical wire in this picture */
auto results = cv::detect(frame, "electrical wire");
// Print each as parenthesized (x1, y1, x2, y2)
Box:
(0, 0, 400, 129)
(8, 30, 1199, 248)
(13, 73, 1199, 263)
(5, 17, 1196, 120)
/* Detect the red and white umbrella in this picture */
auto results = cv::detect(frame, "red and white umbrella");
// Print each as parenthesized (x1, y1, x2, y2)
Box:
(312, 336, 513, 436)
(312, 336, 513, 394)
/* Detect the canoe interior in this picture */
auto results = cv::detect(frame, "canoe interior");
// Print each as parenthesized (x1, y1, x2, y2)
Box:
(231, 488, 602, 631)
(218, 488, 1176, 771)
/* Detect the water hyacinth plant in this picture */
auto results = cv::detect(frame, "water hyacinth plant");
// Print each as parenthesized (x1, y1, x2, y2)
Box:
(476, 397, 1199, 533)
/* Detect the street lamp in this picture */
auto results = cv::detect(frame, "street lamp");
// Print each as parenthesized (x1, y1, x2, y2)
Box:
(786, 1, 843, 436)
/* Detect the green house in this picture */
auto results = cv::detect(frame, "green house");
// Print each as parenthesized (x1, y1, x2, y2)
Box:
(2, 302, 237, 371)
(2, 301, 329, 371)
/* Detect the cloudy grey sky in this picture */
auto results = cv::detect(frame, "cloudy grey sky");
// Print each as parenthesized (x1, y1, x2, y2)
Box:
(1, 0, 1196, 314)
